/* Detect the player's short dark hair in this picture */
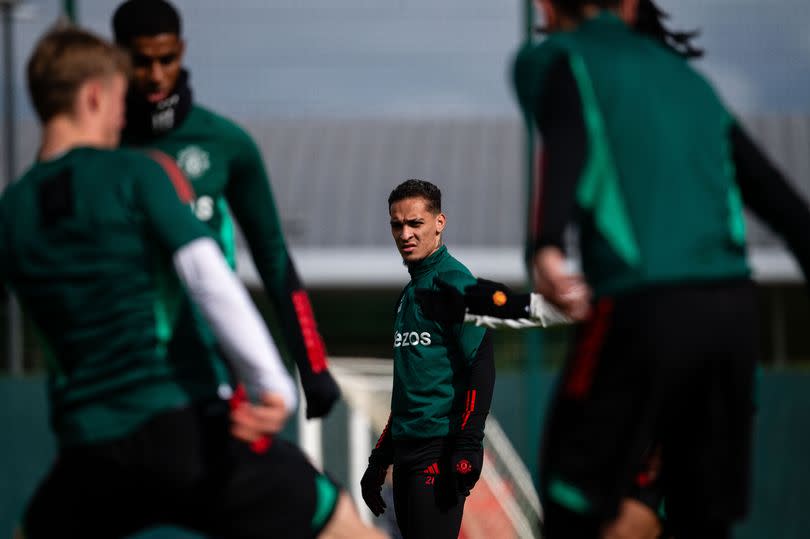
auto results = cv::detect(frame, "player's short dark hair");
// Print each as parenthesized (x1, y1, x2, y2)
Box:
(551, 0, 620, 17)
(388, 179, 442, 214)
(27, 26, 131, 122)
(634, 0, 703, 58)
(112, 0, 181, 46)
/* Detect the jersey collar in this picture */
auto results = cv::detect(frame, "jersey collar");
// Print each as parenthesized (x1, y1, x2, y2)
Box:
(407, 244, 448, 280)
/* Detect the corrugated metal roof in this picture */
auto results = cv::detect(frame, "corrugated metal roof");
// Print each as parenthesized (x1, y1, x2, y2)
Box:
(242, 116, 523, 247)
(239, 114, 810, 249)
(3, 114, 810, 283)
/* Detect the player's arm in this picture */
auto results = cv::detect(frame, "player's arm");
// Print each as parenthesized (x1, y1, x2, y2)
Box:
(452, 329, 495, 497)
(225, 131, 340, 419)
(137, 153, 297, 413)
(515, 53, 592, 320)
(360, 414, 394, 516)
(731, 123, 810, 289)
(416, 277, 572, 329)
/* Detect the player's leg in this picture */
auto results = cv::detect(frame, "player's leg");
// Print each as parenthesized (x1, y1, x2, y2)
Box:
(539, 295, 665, 538)
(23, 403, 230, 538)
(191, 432, 383, 539)
(21, 436, 161, 538)
(601, 444, 665, 539)
(318, 492, 388, 539)
(392, 464, 411, 538)
(661, 281, 757, 538)
(391, 438, 465, 539)
(601, 498, 663, 539)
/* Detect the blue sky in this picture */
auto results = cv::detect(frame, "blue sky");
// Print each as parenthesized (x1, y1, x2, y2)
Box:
(5, 0, 810, 119)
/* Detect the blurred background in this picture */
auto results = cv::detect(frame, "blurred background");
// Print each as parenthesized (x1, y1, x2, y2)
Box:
(1, 1, 810, 537)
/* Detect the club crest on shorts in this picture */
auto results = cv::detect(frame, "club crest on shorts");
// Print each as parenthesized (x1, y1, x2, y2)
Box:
(176, 145, 211, 179)
(456, 459, 473, 474)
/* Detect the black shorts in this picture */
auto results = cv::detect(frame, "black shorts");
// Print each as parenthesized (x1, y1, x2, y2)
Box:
(392, 437, 466, 539)
(540, 279, 758, 528)
(23, 400, 340, 539)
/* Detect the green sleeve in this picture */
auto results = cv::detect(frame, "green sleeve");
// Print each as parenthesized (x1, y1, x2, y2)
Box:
(438, 270, 487, 365)
(513, 41, 541, 122)
(223, 126, 329, 378)
(224, 128, 295, 295)
(135, 154, 212, 253)
(512, 39, 568, 125)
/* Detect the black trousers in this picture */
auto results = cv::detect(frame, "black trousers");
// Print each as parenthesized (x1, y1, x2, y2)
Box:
(24, 400, 339, 539)
(392, 437, 465, 539)
(540, 280, 758, 539)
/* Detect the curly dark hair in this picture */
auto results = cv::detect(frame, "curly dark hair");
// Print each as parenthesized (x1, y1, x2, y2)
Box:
(112, 0, 181, 46)
(388, 179, 442, 214)
(634, 0, 703, 58)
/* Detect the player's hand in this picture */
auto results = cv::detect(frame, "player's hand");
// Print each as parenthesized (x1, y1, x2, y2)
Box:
(451, 446, 483, 497)
(415, 279, 466, 323)
(360, 461, 388, 516)
(532, 247, 591, 321)
(230, 389, 289, 442)
(302, 369, 342, 419)
(601, 498, 662, 539)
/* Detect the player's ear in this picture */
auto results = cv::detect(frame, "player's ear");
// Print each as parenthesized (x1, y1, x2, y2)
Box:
(435, 212, 446, 234)
(81, 79, 103, 115)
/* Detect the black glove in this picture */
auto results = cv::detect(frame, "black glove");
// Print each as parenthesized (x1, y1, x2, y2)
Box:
(416, 278, 531, 324)
(285, 288, 341, 419)
(464, 278, 531, 319)
(451, 439, 484, 497)
(301, 370, 341, 419)
(415, 278, 466, 324)
(360, 459, 388, 516)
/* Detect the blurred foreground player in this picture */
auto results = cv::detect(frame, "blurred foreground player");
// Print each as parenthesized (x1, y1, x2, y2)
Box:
(5, 27, 384, 539)
(112, 0, 340, 419)
(360, 180, 495, 539)
(509, 0, 810, 537)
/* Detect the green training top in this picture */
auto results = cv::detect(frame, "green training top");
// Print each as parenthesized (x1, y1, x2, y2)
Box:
(513, 12, 750, 297)
(0, 147, 228, 447)
(391, 245, 487, 439)
(122, 104, 318, 367)
(122, 104, 291, 283)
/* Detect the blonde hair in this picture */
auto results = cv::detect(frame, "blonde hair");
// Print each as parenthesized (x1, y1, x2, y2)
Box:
(27, 25, 131, 122)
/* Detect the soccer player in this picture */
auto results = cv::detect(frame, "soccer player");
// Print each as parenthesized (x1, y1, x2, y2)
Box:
(6, 26, 384, 539)
(359, 180, 495, 539)
(111, 0, 340, 420)
(512, 0, 810, 537)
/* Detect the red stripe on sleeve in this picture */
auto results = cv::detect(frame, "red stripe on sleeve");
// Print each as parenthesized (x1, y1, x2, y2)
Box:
(147, 150, 196, 204)
(460, 389, 477, 430)
(291, 290, 328, 373)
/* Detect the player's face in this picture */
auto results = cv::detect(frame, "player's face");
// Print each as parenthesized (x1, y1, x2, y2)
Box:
(389, 197, 446, 264)
(128, 33, 184, 103)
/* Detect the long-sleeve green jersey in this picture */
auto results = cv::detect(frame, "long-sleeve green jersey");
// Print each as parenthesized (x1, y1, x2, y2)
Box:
(0, 147, 230, 447)
(513, 13, 750, 298)
(123, 105, 328, 385)
(391, 246, 487, 439)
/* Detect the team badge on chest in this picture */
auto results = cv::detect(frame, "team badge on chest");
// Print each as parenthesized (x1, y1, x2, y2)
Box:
(176, 145, 211, 179)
